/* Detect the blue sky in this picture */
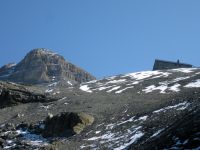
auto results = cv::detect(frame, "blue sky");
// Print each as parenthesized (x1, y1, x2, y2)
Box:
(0, 0, 200, 78)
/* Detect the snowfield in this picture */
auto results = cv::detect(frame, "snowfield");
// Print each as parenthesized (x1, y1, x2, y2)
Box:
(80, 68, 200, 94)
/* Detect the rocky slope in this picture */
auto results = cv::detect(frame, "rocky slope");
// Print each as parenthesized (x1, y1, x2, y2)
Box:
(0, 68, 200, 149)
(0, 49, 95, 84)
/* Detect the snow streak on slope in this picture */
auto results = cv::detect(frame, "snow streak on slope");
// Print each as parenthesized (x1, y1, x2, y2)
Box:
(80, 101, 191, 150)
(80, 68, 200, 94)
(153, 102, 190, 113)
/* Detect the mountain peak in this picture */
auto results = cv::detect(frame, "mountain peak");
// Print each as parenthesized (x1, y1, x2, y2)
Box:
(30, 48, 58, 56)
(0, 48, 95, 84)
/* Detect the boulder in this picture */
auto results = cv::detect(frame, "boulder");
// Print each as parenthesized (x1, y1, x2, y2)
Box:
(42, 112, 94, 138)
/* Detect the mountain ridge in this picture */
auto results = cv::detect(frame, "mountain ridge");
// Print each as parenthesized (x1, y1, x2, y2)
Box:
(0, 50, 200, 149)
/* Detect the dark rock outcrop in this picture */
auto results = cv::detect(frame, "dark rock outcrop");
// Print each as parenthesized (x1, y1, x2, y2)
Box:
(0, 81, 55, 108)
(0, 48, 95, 84)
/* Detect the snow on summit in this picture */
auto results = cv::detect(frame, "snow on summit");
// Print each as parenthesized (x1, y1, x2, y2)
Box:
(37, 49, 58, 56)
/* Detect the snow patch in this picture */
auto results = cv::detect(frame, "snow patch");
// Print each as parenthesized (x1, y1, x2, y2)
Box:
(38, 49, 57, 56)
(107, 86, 121, 93)
(40, 104, 53, 111)
(150, 129, 165, 138)
(106, 123, 116, 130)
(126, 81, 140, 86)
(95, 131, 101, 134)
(53, 91, 60, 95)
(85, 80, 97, 84)
(48, 82, 58, 87)
(97, 85, 115, 91)
(79, 85, 92, 93)
(169, 84, 181, 92)
(123, 71, 170, 80)
(3, 129, 48, 149)
(116, 116, 135, 126)
(173, 76, 190, 82)
(184, 79, 200, 88)
(45, 89, 53, 93)
(18, 129, 48, 146)
(58, 97, 67, 101)
(138, 116, 148, 121)
(115, 86, 134, 94)
(87, 132, 115, 141)
(80, 144, 96, 149)
(106, 79, 127, 84)
(67, 81, 73, 86)
(171, 68, 197, 73)
(4, 144, 16, 149)
(113, 131, 144, 150)
(142, 85, 168, 93)
(143, 83, 181, 94)
(106, 76, 117, 80)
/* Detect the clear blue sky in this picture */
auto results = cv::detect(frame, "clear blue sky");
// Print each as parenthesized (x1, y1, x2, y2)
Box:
(0, 0, 200, 78)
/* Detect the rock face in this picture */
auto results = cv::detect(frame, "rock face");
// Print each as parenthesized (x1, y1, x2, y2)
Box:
(0, 63, 16, 77)
(0, 49, 95, 84)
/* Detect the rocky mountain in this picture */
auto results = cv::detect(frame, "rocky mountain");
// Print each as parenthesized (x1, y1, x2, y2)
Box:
(0, 49, 95, 84)
(0, 67, 200, 149)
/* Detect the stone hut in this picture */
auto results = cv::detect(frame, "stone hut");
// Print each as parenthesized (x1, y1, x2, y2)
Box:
(153, 59, 193, 71)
